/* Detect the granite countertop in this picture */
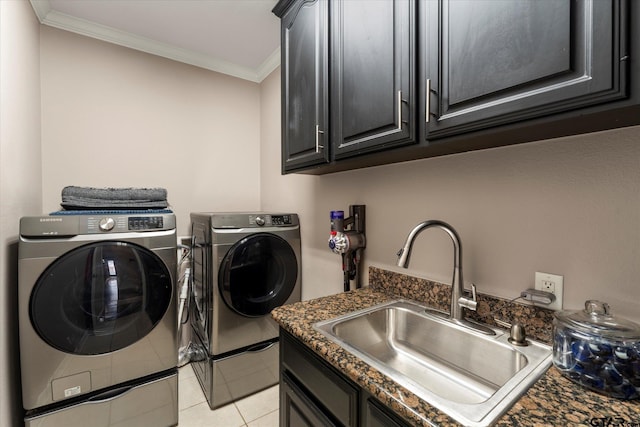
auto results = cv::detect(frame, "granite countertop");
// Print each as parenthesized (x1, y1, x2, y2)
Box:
(271, 269, 640, 426)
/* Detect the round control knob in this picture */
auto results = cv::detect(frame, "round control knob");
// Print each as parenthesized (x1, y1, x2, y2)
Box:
(99, 217, 115, 232)
(255, 216, 265, 226)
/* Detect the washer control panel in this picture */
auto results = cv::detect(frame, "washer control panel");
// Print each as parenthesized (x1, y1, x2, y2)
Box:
(19, 213, 175, 237)
(128, 216, 164, 230)
(90, 216, 164, 232)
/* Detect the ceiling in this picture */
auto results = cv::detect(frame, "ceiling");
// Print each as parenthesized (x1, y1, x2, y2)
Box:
(29, 0, 281, 83)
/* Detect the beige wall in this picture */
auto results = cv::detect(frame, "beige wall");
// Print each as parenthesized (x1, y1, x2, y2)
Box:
(260, 68, 640, 323)
(0, 1, 42, 425)
(3, 10, 640, 424)
(40, 27, 262, 235)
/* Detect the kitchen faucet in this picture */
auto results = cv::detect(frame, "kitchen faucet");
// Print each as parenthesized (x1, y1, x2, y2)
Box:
(396, 220, 495, 335)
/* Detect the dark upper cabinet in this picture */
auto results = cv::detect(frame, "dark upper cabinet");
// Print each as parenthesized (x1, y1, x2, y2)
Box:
(331, 0, 416, 159)
(421, 0, 629, 139)
(276, 0, 329, 172)
(274, 0, 637, 175)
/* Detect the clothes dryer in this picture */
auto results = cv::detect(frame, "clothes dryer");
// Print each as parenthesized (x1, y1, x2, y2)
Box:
(189, 212, 301, 408)
(18, 212, 178, 427)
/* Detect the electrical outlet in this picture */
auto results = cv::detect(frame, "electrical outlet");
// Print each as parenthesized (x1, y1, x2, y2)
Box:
(534, 272, 563, 311)
(541, 280, 555, 293)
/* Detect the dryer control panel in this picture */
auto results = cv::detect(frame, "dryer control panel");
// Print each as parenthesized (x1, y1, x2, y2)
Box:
(207, 212, 299, 229)
(251, 214, 293, 227)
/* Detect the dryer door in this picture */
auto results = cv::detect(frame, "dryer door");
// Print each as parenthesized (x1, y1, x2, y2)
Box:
(218, 233, 298, 317)
(30, 241, 173, 355)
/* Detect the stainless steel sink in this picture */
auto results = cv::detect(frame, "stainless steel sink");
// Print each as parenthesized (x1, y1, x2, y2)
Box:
(313, 300, 552, 427)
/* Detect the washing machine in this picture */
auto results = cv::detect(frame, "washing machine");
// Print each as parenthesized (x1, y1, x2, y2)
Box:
(18, 212, 178, 427)
(189, 212, 301, 409)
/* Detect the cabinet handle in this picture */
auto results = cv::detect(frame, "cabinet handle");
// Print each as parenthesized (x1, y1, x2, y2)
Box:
(397, 91, 403, 130)
(315, 125, 324, 153)
(425, 79, 431, 123)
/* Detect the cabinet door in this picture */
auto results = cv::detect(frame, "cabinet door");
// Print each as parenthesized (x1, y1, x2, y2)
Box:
(281, 331, 359, 426)
(280, 0, 329, 172)
(281, 373, 337, 427)
(363, 398, 410, 427)
(332, 0, 415, 159)
(422, 0, 628, 139)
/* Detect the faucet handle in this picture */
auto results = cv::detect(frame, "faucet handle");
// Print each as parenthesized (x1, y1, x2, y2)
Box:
(469, 283, 477, 302)
(458, 283, 478, 311)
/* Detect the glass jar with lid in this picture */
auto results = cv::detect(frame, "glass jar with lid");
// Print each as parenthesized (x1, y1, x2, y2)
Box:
(553, 300, 640, 400)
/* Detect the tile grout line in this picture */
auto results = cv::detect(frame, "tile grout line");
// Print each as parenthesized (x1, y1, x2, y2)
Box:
(234, 402, 249, 426)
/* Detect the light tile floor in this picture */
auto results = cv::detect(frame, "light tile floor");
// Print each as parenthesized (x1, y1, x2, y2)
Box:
(178, 365, 279, 427)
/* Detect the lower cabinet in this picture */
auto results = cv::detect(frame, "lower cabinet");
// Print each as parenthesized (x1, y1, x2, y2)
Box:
(363, 398, 408, 427)
(280, 329, 410, 427)
(281, 373, 336, 426)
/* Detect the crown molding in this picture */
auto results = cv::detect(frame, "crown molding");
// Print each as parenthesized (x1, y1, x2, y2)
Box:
(256, 47, 281, 82)
(29, 0, 280, 83)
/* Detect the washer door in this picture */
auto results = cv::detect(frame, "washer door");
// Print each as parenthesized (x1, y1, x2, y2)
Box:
(219, 233, 298, 317)
(30, 241, 173, 355)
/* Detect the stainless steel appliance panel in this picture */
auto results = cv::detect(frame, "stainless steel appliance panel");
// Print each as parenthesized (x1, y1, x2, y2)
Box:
(24, 371, 178, 427)
(211, 226, 301, 354)
(191, 334, 279, 409)
(189, 213, 301, 355)
(189, 212, 301, 409)
(18, 214, 177, 411)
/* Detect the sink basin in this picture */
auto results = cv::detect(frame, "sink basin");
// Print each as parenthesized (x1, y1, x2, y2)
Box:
(313, 300, 552, 426)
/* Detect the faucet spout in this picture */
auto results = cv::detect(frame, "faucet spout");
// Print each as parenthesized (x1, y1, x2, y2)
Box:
(397, 220, 494, 335)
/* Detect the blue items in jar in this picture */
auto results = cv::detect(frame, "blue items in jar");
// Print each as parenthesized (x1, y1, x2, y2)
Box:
(552, 300, 640, 400)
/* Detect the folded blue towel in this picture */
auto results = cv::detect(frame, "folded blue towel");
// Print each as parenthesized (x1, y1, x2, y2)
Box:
(51, 209, 173, 216)
(61, 186, 168, 210)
